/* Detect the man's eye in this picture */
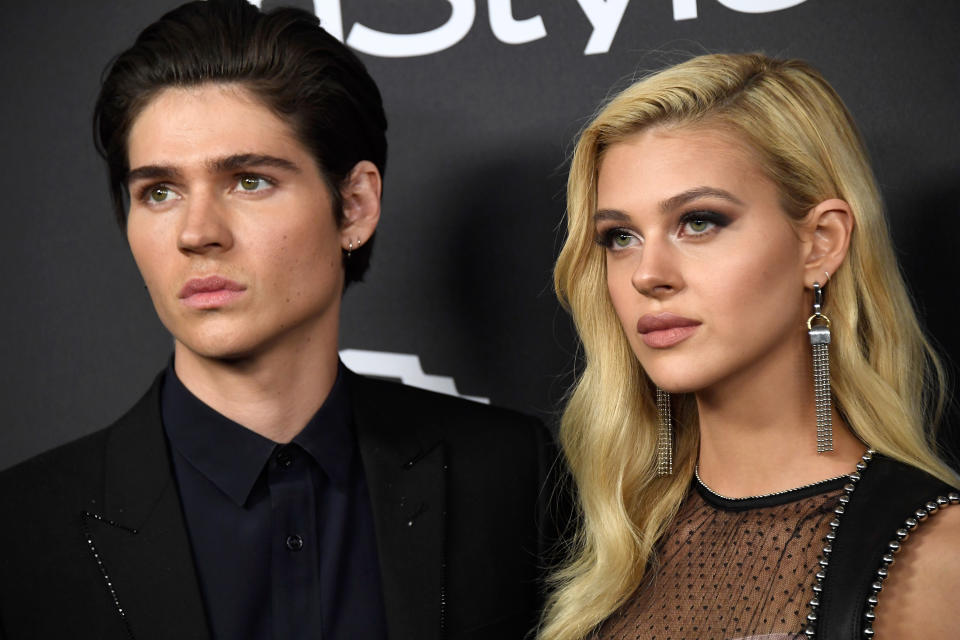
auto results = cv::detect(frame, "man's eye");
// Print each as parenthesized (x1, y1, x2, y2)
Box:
(149, 186, 173, 203)
(237, 176, 269, 191)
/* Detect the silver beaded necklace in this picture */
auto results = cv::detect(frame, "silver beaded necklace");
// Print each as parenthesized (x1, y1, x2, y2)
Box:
(694, 464, 850, 501)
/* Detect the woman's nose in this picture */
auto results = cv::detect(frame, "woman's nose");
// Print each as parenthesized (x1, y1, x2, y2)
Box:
(630, 238, 682, 298)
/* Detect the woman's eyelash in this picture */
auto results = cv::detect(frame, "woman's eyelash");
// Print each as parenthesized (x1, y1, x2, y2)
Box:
(594, 227, 635, 248)
(678, 210, 731, 230)
(593, 211, 731, 247)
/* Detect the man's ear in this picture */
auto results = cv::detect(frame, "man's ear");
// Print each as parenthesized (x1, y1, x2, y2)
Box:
(802, 198, 854, 287)
(338, 160, 381, 250)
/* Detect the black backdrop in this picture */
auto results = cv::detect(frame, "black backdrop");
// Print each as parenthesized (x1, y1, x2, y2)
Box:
(3, 0, 959, 470)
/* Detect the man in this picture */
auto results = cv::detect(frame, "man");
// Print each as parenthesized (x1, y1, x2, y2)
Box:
(0, 2, 562, 639)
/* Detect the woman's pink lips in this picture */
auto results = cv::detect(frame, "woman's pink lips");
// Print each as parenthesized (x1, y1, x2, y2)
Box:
(637, 313, 701, 349)
(178, 276, 246, 309)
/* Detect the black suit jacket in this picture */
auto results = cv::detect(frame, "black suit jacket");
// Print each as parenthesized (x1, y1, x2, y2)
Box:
(0, 370, 565, 640)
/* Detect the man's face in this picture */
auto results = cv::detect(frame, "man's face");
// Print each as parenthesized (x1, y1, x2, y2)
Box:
(126, 83, 346, 362)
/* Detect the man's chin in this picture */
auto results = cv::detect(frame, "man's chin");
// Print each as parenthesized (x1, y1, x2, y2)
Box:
(173, 336, 261, 364)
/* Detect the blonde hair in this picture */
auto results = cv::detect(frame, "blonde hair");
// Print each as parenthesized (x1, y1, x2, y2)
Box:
(541, 52, 956, 640)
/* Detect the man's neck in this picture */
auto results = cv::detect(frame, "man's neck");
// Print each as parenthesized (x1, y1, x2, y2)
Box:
(172, 332, 340, 444)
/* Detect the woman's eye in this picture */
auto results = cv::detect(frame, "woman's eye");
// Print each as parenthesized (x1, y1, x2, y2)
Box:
(237, 175, 270, 191)
(595, 228, 638, 250)
(612, 232, 634, 248)
(684, 218, 714, 234)
(679, 211, 729, 236)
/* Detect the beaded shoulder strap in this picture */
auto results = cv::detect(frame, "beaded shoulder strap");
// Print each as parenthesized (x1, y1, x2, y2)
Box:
(810, 453, 958, 639)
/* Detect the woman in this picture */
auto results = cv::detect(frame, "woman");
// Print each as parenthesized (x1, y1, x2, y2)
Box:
(542, 53, 960, 639)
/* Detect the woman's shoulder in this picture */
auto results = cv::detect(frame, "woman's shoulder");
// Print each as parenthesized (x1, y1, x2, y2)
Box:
(814, 452, 959, 639)
(873, 501, 960, 638)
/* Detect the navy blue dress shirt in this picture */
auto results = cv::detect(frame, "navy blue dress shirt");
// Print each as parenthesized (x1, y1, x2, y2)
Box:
(161, 362, 388, 640)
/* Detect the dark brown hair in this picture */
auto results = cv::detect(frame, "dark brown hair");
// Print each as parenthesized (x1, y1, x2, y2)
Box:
(93, 0, 387, 284)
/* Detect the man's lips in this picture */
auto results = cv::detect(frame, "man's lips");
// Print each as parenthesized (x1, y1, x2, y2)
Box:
(178, 276, 246, 309)
(636, 313, 701, 348)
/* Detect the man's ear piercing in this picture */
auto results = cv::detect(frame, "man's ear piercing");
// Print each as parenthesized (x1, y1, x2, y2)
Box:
(344, 238, 363, 258)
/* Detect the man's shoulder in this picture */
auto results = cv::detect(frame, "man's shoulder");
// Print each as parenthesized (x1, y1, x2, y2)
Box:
(0, 425, 113, 515)
(1, 425, 108, 481)
(0, 378, 163, 509)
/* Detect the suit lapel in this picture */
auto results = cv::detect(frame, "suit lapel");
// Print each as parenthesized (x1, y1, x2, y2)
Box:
(85, 369, 447, 639)
(350, 371, 446, 640)
(84, 377, 211, 640)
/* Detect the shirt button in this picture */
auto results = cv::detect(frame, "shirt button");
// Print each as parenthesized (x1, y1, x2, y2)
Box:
(285, 534, 304, 551)
(276, 449, 293, 469)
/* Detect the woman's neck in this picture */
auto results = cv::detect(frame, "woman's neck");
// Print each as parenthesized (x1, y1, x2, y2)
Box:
(693, 342, 864, 498)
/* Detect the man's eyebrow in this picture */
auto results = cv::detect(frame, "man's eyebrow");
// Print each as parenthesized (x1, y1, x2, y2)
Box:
(126, 154, 301, 185)
(126, 165, 182, 184)
(659, 186, 744, 213)
(209, 154, 301, 174)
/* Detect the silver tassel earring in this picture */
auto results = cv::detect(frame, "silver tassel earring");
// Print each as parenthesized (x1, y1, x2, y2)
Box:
(807, 282, 833, 453)
(655, 387, 673, 476)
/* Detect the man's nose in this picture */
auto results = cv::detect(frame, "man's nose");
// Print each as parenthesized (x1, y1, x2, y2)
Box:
(177, 190, 234, 255)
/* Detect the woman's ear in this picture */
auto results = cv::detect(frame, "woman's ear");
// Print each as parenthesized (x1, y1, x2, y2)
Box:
(338, 160, 381, 250)
(802, 198, 854, 287)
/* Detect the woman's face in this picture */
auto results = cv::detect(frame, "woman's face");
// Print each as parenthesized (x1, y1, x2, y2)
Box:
(596, 126, 810, 396)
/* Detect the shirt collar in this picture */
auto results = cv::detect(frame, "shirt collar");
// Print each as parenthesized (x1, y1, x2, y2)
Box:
(291, 364, 354, 488)
(161, 361, 355, 506)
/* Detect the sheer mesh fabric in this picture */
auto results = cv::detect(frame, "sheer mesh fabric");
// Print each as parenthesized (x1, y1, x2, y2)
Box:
(595, 478, 845, 640)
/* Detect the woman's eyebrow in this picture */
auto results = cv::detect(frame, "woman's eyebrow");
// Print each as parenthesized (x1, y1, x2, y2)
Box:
(659, 186, 744, 212)
(594, 187, 744, 223)
(594, 209, 631, 223)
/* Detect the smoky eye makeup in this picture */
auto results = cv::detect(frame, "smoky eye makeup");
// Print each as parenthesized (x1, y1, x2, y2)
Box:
(591, 203, 735, 249)
(677, 209, 732, 236)
(594, 226, 638, 250)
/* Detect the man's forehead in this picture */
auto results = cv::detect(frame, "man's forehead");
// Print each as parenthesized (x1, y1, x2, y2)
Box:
(126, 83, 310, 175)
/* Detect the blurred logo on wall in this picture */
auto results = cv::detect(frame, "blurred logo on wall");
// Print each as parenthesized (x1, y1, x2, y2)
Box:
(251, 0, 809, 57)
(340, 349, 489, 404)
